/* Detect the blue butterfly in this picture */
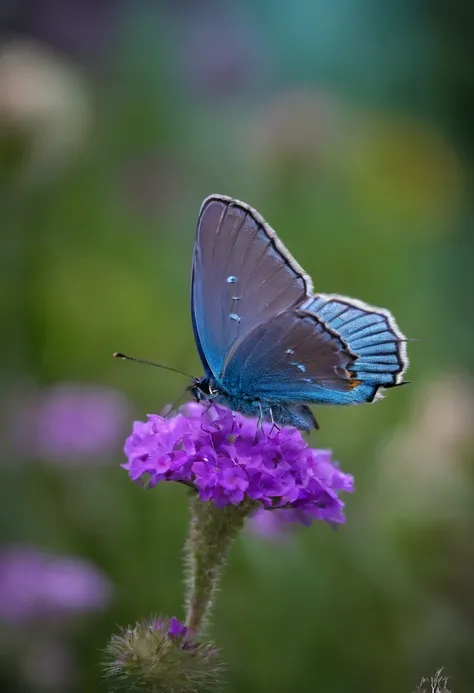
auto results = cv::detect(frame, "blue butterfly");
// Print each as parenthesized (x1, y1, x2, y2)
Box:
(189, 195, 409, 431)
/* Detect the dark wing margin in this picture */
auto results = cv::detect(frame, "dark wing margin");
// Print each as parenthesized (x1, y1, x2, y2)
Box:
(191, 195, 313, 379)
(222, 309, 358, 402)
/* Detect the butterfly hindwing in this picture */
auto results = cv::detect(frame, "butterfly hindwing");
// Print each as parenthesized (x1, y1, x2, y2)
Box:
(303, 294, 409, 403)
(221, 309, 357, 402)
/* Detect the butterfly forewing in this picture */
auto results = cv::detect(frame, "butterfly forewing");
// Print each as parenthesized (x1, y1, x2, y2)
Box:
(191, 196, 312, 379)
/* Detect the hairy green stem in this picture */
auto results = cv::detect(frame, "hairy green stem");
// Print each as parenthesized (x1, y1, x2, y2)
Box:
(184, 496, 254, 633)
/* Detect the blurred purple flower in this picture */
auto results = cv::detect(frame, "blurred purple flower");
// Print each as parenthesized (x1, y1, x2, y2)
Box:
(247, 508, 314, 540)
(247, 509, 289, 540)
(0, 545, 113, 623)
(123, 403, 354, 525)
(10, 382, 130, 465)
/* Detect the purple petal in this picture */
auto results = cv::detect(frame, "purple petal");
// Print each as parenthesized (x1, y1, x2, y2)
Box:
(168, 616, 187, 638)
(219, 466, 249, 492)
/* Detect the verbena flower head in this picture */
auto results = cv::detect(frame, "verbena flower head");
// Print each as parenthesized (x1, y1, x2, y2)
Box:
(0, 545, 113, 623)
(123, 403, 354, 525)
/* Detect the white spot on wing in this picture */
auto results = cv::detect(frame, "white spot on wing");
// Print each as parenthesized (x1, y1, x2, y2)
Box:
(229, 313, 241, 322)
(226, 275, 237, 283)
(289, 361, 306, 372)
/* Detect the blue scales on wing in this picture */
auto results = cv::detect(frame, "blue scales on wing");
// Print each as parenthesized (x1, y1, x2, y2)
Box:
(302, 294, 409, 403)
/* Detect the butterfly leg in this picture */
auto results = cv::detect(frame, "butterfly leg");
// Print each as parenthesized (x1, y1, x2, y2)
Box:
(269, 407, 280, 436)
(257, 401, 264, 429)
(198, 400, 219, 431)
(256, 401, 270, 441)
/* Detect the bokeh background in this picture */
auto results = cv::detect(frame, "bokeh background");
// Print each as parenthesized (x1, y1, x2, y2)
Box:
(1, 1, 473, 691)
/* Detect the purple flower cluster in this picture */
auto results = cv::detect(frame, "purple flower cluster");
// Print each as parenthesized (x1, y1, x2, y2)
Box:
(123, 403, 354, 525)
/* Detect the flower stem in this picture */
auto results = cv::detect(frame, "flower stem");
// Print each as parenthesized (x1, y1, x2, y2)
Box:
(185, 496, 254, 633)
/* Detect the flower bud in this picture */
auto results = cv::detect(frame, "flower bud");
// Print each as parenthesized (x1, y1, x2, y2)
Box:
(104, 616, 223, 693)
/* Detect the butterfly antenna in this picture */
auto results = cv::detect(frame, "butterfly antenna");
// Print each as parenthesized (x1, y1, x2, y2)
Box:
(113, 352, 195, 380)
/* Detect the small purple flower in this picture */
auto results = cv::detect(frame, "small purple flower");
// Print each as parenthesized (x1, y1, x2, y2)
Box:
(123, 403, 354, 525)
(10, 382, 130, 465)
(155, 615, 189, 640)
(167, 616, 188, 639)
(0, 545, 113, 623)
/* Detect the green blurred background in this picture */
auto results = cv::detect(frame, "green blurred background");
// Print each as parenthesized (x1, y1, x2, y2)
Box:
(1, 1, 473, 691)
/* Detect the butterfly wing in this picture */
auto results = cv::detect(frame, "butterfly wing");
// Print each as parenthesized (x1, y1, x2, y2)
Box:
(191, 195, 312, 379)
(302, 294, 409, 403)
(221, 309, 358, 402)
(191, 194, 409, 410)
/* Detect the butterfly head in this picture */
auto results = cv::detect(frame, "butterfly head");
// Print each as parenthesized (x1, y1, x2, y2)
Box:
(189, 377, 218, 403)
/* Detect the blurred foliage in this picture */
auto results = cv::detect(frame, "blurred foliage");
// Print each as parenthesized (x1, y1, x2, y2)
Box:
(1, 1, 473, 692)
